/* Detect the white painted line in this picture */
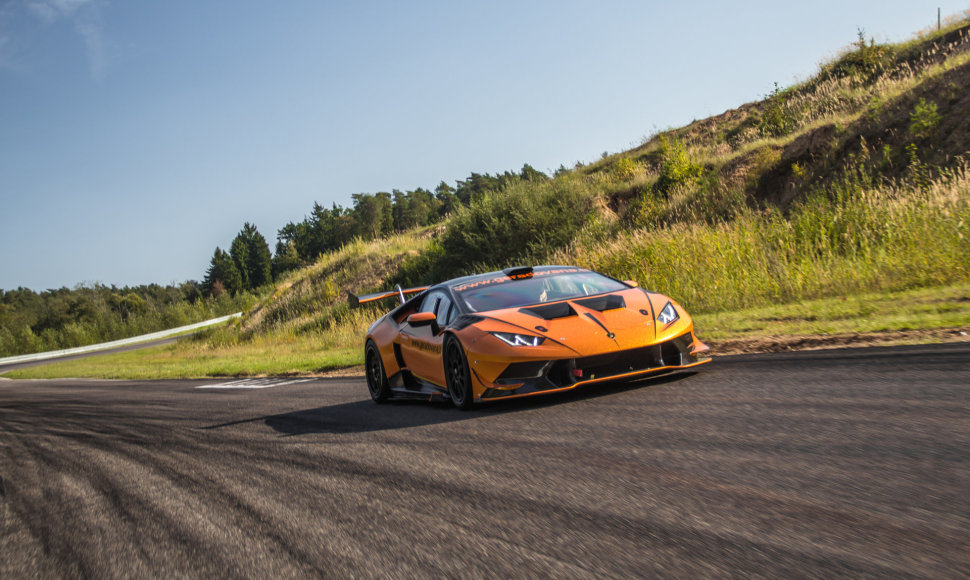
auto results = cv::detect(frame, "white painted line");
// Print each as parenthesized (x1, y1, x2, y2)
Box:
(0, 313, 243, 365)
(196, 378, 315, 390)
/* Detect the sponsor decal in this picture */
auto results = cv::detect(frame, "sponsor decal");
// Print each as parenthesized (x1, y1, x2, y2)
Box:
(453, 268, 583, 292)
(409, 338, 442, 354)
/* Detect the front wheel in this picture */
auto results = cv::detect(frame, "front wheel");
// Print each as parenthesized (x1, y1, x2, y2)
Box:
(444, 335, 474, 409)
(365, 340, 391, 403)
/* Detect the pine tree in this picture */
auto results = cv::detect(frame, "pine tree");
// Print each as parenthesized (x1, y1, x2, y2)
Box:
(244, 223, 272, 287)
(435, 181, 458, 216)
(272, 239, 302, 279)
(204, 248, 242, 296)
(228, 223, 273, 290)
(229, 234, 251, 291)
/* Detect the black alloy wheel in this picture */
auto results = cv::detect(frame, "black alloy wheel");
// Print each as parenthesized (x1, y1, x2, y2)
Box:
(365, 340, 391, 403)
(444, 335, 474, 409)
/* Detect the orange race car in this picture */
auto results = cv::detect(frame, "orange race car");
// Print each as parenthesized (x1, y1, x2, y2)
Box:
(351, 266, 710, 409)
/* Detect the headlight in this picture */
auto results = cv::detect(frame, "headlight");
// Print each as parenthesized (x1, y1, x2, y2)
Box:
(490, 332, 546, 347)
(657, 301, 680, 326)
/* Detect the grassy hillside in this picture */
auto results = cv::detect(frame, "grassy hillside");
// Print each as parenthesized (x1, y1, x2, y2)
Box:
(7, 15, 970, 379)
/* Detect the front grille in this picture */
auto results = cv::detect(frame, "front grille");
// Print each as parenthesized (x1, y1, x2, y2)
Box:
(574, 332, 697, 382)
(575, 344, 661, 378)
(496, 360, 552, 384)
(484, 332, 700, 397)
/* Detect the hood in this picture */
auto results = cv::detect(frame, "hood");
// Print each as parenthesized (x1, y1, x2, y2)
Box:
(480, 289, 660, 356)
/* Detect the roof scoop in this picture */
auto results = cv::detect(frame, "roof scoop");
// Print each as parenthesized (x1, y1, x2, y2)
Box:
(503, 266, 534, 278)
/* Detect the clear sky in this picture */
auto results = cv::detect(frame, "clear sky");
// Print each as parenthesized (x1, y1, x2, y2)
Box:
(1, 1, 966, 291)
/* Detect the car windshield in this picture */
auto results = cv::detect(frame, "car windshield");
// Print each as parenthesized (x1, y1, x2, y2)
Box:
(455, 271, 628, 312)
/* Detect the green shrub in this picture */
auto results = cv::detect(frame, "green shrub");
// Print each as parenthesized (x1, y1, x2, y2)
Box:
(610, 157, 639, 181)
(905, 143, 932, 190)
(759, 84, 801, 137)
(438, 177, 597, 274)
(623, 188, 667, 229)
(819, 29, 896, 84)
(390, 241, 446, 287)
(654, 136, 703, 194)
(746, 146, 782, 189)
(909, 98, 941, 139)
(866, 95, 887, 122)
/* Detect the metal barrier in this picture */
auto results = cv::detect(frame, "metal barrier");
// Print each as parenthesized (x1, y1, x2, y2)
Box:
(0, 312, 242, 365)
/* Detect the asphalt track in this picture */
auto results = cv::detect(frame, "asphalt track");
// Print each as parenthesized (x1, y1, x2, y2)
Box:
(1, 344, 967, 578)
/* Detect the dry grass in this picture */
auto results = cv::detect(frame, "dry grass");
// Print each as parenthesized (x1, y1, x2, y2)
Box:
(554, 164, 970, 314)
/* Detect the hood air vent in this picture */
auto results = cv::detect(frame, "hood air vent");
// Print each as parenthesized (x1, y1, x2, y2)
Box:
(519, 302, 577, 320)
(574, 295, 625, 312)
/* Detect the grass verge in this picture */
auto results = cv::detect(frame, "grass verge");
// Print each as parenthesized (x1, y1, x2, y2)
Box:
(698, 282, 970, 354)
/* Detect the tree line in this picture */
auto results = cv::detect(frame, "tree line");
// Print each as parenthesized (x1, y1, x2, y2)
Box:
(0, 282, 252, 357)
(0, 164, 548, 356)
(203, 222, 272, 297)
(202, 165, 549, 295)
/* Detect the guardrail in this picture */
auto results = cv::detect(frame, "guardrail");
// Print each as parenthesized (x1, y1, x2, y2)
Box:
(0, 312, 242, 366)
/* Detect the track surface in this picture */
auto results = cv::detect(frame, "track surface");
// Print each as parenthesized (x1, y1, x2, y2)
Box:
(1, 344, 968, 578)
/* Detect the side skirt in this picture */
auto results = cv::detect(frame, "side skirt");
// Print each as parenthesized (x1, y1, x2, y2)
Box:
(388, 370, 449, 401)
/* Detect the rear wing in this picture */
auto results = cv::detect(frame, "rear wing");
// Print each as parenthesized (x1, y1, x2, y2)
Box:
(347, 284, 429, 308)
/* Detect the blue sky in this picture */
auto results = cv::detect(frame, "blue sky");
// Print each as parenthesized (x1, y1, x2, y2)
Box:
(1, 1, 966, 291)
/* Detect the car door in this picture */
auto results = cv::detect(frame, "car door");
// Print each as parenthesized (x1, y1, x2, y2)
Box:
(398, 290, 450, 385)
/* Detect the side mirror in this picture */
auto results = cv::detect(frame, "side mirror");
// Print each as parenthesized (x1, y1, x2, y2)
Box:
(407, 311, 440, 334)
(624, 280, 639, 288)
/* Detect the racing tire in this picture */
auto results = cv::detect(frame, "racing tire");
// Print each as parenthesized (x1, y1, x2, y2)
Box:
(444, 335, 474, 410)
(365, 340, 392, 403)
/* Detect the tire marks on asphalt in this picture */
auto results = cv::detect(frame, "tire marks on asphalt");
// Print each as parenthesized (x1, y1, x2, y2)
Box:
(1, 343, 968, 577)
(196, 378, 315, 389)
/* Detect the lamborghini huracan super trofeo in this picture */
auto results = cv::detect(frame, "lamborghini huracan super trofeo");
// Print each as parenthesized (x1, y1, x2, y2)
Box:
(351, 266, 710, 408)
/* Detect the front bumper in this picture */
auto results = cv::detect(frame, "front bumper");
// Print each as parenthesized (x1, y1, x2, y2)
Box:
(477, 331, 710, 400)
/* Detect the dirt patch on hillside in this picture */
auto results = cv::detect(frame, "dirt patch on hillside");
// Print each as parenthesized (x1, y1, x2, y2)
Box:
(710, 327, 970, 355)
(756, 57, 970, 209)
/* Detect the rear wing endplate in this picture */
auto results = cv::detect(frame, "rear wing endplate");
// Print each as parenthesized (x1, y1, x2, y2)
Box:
(347, 284, 429, 308)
